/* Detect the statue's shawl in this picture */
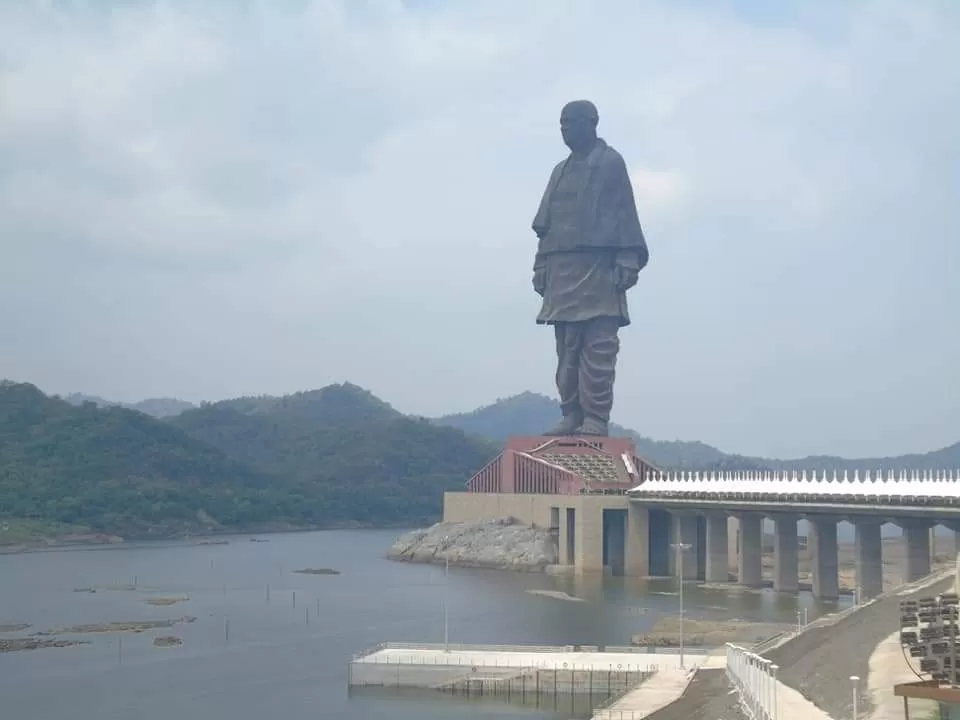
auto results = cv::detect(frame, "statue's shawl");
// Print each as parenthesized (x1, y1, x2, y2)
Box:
(532, 138, 648, 266)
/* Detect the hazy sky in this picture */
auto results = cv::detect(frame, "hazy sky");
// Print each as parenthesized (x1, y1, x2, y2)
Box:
(0, 0, 957, 459)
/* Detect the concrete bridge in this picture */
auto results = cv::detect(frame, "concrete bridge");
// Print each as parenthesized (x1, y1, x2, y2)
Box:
(445, 436, 959, 600)
(629, 469, 960, 600)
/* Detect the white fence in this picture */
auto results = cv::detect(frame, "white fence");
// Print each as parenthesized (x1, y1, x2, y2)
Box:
(726, 643, 779, 720)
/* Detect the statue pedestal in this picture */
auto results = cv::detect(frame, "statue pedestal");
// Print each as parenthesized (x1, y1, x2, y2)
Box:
(465, 435, 650, 494)
(448, 434, 658, 577)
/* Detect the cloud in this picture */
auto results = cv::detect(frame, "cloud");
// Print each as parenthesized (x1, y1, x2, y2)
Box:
(0, 0, 957, 458)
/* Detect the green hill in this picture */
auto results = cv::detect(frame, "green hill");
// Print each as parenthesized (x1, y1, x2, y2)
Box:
(434, 392, 959, 471)
(0, 381, 283, 537)
(0, 381, 497, 539)
(167, 383, 498, 527)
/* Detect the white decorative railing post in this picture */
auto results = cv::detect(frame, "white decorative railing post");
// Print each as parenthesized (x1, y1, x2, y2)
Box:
(770, 665, 780, 720)
(726, 643, 778, 720)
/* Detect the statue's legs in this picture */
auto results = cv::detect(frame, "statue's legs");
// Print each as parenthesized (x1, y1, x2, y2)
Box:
(577, 316, 619, 434)
(546, 321, 584, 435)
(547, 317, 619, 436)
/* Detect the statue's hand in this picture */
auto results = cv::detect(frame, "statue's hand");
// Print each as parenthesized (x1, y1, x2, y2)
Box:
(615, 264, 639, 291)
(533, 267, 546, 296)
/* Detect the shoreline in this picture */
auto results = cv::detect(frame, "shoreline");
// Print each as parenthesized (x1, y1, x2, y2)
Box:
(0, 520, 421, 556)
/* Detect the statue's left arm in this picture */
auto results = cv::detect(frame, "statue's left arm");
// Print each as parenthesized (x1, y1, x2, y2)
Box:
(603, 150, 649, 289)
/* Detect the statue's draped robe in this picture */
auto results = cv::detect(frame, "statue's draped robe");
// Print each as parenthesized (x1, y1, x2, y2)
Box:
(531, 139, 648, 424)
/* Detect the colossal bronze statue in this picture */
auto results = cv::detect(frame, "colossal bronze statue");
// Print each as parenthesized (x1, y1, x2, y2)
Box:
(532, 100, 649, 437)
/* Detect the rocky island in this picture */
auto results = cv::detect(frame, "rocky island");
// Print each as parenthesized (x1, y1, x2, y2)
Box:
(388, 517, 557, 571)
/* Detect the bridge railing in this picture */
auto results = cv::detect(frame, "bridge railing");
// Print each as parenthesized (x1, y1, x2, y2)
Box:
(726, 643, 779, 720)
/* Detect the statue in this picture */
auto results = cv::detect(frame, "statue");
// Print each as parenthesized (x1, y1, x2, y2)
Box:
(531, 100, 649, 437)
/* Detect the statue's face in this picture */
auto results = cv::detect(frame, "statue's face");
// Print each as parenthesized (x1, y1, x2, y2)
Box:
(560, 110, 596, 153)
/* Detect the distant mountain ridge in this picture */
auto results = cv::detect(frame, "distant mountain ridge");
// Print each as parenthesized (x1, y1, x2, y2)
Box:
(63, 392, 196, 418)
(434, 392, 960, 472)
(44, 384, 960, 471)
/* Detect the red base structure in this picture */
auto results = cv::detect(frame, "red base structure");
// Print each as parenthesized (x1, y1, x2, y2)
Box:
(466, 435, 657, 495)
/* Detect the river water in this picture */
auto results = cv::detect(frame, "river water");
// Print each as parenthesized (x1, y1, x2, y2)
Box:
(0, 529, 843, 719)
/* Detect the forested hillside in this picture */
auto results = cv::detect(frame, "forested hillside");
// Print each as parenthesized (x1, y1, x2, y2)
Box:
(168, 384, 498, 526)
(4, 378, 953, 543)
(0, 382, 497, 538)
(0, 382, 280, 536)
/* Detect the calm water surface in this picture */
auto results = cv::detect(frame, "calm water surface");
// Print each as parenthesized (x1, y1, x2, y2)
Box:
(0, 530, 847, 719)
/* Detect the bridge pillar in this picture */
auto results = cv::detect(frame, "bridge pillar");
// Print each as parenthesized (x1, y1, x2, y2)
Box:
(646, 508, 672, 577)
(773, 515, 799, 593)
(810, 517, 839, 600)
(737, 513, 764, 587)
(574, 503, 604, 573)
(903, 521, 933, 582)
(670, 513, 700, 580)
(705, 513, 729, 583)
(624, 505, 649, 576)
(943, 521, 960, 559)
(854, 520, 884, 600)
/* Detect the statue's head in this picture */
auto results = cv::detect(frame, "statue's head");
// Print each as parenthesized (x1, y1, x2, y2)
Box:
(560, 100, 599, 153)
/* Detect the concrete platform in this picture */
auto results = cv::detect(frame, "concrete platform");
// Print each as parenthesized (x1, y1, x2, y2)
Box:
(352, 643, 714, 672)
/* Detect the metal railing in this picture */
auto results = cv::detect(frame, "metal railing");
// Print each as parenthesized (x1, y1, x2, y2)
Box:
(348, 656, 656, 692)
(726, 643, 779, 720)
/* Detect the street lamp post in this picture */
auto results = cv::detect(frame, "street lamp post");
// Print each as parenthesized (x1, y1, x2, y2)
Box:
(441, 536, 450, 652)
(671, 542, 692, 668)
(443, 555, 449, 650)
(850, 675, 859, 720)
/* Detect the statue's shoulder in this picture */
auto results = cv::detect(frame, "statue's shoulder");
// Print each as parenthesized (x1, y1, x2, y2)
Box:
(598, 142, 627, 168)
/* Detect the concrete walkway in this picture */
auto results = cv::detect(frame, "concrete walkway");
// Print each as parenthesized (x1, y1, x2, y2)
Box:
(867, 631, 937, 720)
(591, 667, 691, 719)
(775, 677, 836, 720)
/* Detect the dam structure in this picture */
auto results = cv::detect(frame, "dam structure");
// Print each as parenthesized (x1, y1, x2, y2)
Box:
(444, 435, 960, 600)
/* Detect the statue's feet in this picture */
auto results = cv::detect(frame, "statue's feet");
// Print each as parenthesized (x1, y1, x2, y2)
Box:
(576, 416, 609, 437)
(543, 413, 583, 436)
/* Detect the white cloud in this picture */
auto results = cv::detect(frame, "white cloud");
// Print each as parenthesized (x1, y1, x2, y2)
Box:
(0, 0, 956, 458)
(630, 168, 686, 211)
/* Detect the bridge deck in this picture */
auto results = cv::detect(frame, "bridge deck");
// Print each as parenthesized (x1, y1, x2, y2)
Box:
(629, 469, 960, 515)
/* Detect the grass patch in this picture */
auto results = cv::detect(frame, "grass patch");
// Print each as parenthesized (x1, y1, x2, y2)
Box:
(153, 635, 183, 647)
(0, 518, 91, 546)
(144, 597, 189, 606)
